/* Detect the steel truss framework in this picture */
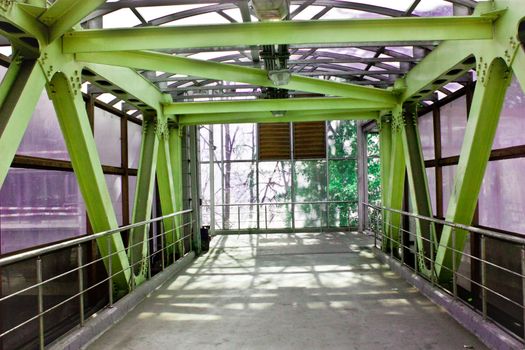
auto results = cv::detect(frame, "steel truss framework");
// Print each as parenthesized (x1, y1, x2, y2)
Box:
(0, 0, 523, 294)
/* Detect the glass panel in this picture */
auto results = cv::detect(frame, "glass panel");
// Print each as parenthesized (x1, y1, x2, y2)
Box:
(479, 158, 525, 235)
(328, 202, 357, 227)
(426, 167, 436, 216)
(94, 107, 121, 167)
(105, 174, 123, 226)
(128, 175, 137, 221)
(294, 160, 327, 202)
(492, 76, 525, 149)
(413, 0, 453, 16)
(328, 159, 357, 201)
(128, 122, 142, 169)
(367, 156, 381, 205)
(17, 91, 70, 160)
(222, 124, 257, 161)
(295, 202, 324, 228)
(327, 120, 356, 158)
(442, 165, 457, 215)
(441, 95, 467, 158)
(258, 161, 292, 203)
(367, 133, 380, 157)
(261, 203, 292, 229)
(418, 111, 435, 160)
(199, 124, 222, 162)
(0, 168, 86, 254)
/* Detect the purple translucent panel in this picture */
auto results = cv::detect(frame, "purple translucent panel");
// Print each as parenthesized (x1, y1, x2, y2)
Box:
(492, 76, 525, 149)
(105, 175, 123, 226)
(442, 165, 457, 216)
(128, 175, 137, 221)
(418, 112, 434, 160)
(413, 0, 453, 16)
(479, 159, 525, 235)
(128, 122, 142, 169)
(17, 91, 70, 160)
(94, 107, 121, 167)
(441, 95, 467, 158)
(426, 167, 436, 216)
(0, 168, 86, 254)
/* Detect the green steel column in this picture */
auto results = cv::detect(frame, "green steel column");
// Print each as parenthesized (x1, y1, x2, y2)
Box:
(188, 126, 202, 254)
(48, 71, 130, 289)
(401, 107, 436, 276)
(0, 58, 46, 188)
(129, 113, 159, 285)
(168, 125, 184, 256)
(386, 116, 406, 255)
(379, 119, 392, 251)
(435, 58, 511, 281)
(156, 116, 178, 258)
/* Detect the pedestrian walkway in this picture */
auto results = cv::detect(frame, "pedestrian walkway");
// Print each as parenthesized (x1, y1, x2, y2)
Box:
(89, 232, 487, 350)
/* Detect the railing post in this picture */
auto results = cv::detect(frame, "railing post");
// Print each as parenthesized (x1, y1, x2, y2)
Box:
(481, 234, 487, 319)
(160, 221, 165, 271)
(430, 229, 435, 287)
(36, 257, 45, 350)
(521, 245, 525, 341)
(452, 229, 457, 299)
(264, 205, 268, 230)
(400, 222, 405, 265)
(77, 245, 85, 326)
(237, 206, 240, 234)
(107, 234, 113, 307)
(172, 215, 177, 263)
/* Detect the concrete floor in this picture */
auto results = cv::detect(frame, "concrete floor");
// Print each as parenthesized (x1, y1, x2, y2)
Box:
(89, 232, 487, 350)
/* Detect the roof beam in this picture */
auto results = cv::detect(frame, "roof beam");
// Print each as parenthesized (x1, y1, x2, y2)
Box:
(63, 16, 494, 53)
(75, 50, 397, 103)
(40, 0, 106, 41)
(164, 97, 393, 115)
(176, 110, 378, 125)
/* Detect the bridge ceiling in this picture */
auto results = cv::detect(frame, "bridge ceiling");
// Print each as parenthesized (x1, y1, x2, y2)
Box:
(0, 0, 479, 116)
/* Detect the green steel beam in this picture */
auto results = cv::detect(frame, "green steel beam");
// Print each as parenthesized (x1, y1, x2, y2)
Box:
(0, 3, 48, 56)
(168, 125, 184, 257)
(188, 125, 202, 255)
(48, 70, 131, 289)
(385, 120, 406, 254)
(63, 16, 494, 53)
(129, 114, 159, 286)
(156, 115, 179, 258)
(81, 63, 165, 111)
(379, 120, 392, 252)
(76, 51, 396, 103)
(0, 58, 46, 188)
(176, 110, 378, 125)
(401, 108, 436, 275)
(164, 97, 394, 115)
(40, 0, 106, 41)
(434, 58, 511, 281)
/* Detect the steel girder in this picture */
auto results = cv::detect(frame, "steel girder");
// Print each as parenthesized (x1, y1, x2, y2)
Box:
(48, 69, 132, 288)
(164, 97, 394, 116)
(75, 50, 397, 104)
(62, 16, 494, 53)
(177, 110, 378, 125)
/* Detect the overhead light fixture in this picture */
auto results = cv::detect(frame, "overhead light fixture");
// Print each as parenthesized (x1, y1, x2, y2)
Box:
(268, 69, 291, 86)
(271, 110, 287, 118)
(249, 0, 290, 21)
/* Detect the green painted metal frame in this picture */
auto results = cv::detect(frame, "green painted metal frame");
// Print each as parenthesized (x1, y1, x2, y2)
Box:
(168, 125, 185, 257)
(0, 0, 524, 291)
(62, 16, 495, 53)
(75, 50, 397, 104)
(165, 97, 394, 116)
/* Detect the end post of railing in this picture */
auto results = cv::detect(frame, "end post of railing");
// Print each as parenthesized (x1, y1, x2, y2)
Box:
(36, 257, 44, 350)
(77, 244, 85, 327)
(481, 234, 487, 319)
(106, 234, 113, 307)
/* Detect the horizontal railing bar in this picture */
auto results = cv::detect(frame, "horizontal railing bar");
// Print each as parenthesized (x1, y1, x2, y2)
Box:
(203, 200, 356, 207)
(0, 209, 192, 267)
(364, 203, 525, 245)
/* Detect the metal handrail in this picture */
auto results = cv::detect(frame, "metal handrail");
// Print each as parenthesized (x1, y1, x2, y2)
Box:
(0, 208, 192, 267)
(363, 202, 525, 245)
(203, 200, 356, 207)
(364, 202, 525, 343)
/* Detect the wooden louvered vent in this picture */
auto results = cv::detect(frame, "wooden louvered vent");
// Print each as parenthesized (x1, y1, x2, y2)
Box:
(258, 123, 291, 160)
(293, 121, 326, 159)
